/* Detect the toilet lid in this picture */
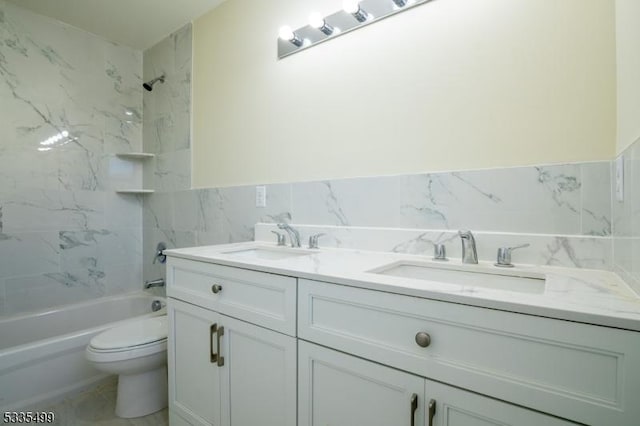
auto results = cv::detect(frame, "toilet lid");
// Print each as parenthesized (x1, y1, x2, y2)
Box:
(90, 316, 168, 350)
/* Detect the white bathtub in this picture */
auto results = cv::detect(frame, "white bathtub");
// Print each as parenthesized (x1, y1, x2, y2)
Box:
(0, 292, 166, 411)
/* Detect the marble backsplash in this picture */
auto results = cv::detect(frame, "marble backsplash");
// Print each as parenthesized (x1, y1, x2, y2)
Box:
(0, 1, 143, 316)
(254, 224, 612, 270)
(613, 138, 640, 294)
(142, 160, 614, 283)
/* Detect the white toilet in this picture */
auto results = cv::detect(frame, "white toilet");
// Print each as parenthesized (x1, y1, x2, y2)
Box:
(85, 316, 168, 418)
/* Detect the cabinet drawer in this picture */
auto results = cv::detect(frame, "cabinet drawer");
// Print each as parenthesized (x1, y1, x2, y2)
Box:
(298, 279, 640, 426)
(167, 257, 296, 336)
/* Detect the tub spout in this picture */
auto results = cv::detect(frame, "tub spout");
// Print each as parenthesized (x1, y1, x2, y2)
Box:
(144, 278, 165, 289)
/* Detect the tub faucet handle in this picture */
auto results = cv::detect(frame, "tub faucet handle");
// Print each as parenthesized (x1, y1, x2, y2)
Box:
(153, 242, 167, 264)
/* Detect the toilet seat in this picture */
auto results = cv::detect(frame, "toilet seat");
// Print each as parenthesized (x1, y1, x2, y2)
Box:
(86, 339, 167, 363)
(86, 316, 168, 363)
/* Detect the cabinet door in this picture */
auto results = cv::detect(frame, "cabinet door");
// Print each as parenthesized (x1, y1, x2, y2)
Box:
(168, 299, 222, 426)
(299, 341, 425, 426)
(425, 379, 577, 426)
(218, 314, 296, 426)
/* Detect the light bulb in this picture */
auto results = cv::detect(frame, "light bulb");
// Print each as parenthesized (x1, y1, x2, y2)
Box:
(342, 0, 360, 14)
(309, 12, 325, 29)
(309, 12, 335, 35)
(278, 26, 295, 41)
(278, 25, 303, 47)
(343, 0, 369, 22)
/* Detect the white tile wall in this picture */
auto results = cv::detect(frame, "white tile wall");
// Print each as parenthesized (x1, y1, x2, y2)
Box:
(613, 139, 640, 293)
(0, 0, 143, 316)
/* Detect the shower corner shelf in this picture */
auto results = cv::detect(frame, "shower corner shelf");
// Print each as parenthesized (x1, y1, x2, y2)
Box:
(116, 189, 155, 194)
(116, 153, 155, 160)
(114, 153, 155, 194)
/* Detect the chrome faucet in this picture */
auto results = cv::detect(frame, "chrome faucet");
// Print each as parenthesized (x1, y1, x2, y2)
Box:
(458, 230, 478, 264)
(144, 278, 165, 289)
(308, 233, 325, 249)
(277, 223, 301, 248)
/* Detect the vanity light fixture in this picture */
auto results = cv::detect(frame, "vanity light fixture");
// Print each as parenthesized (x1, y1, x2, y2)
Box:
(343, 0, 370, 22)
(279, 26, 303, 47)
(277, 0, 434, 59)
(309, 12, 335, 36)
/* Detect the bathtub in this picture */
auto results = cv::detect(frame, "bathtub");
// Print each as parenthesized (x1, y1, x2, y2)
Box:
(0, 292, 165, 411)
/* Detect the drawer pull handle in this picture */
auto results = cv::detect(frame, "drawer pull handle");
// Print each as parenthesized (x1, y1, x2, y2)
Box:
(210, 323, 218, 363)
(216, 325, 225, 367)
(428, 399, 436, 426)
(410, 393, 417, 426)
(415, 332, 431, 348)
(211, 284, 223, 294)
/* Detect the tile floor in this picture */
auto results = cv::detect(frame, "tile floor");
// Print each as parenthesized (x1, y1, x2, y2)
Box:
(35, 377, 168, 425)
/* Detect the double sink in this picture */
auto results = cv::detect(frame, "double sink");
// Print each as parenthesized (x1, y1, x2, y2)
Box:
(221, 245, 546, 294)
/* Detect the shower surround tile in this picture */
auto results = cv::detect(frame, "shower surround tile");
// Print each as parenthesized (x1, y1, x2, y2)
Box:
(143, 24, 192, 193)
(0, 0, 143, 317)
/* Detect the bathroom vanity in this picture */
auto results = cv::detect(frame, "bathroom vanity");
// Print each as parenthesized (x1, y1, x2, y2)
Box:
(164, 242, 640, 426)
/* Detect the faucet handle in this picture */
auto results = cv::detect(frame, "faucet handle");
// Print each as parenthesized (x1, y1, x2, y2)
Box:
(433, 243, 447, 261)
(152, 242, 167, 264)
(271, 231, 286, 246)
(495, 244, 530, 268)
(308, 233, 325, 249)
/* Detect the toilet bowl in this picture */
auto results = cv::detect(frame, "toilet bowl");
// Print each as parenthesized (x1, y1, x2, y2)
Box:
(85, 315, 168, 418)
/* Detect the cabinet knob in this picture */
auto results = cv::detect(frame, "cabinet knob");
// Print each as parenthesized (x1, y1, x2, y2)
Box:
(415, 332, 431, 348)
(211, 284, 223, 294)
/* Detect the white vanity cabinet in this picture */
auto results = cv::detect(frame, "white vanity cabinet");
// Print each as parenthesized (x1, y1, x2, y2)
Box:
(166, 258, 297, 426)
(298, 279, 640, 426)
(168, 299, 221, 426)
(298, 340, 425, 426)
(165, 251, 640, 426)
(298, 341, 575, 426)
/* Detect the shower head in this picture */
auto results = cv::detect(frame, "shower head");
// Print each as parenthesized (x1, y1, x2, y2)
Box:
(143, 75, 165, 92)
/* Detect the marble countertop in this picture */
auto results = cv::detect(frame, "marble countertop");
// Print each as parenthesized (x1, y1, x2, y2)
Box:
(164, 242, 640, 332)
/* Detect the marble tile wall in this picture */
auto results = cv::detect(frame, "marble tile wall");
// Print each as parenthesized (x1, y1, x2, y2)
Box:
(613, 139, 640, 293)
(143, 162, 613, 280)
(0, 1, 143, 316)
(142, 24, 192, 192)
(142, 24, 193, 283)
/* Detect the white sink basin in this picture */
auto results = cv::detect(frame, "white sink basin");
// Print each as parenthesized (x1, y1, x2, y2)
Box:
(222, 247, 312, 261)
(370, 261, 546, 294)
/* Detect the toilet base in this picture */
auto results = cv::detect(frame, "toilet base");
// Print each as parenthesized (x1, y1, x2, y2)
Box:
(115, 365, 168, 418)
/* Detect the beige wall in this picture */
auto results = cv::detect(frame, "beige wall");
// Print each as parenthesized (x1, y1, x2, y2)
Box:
(192, 0, 616, 187)
(616, 0, 640, 153)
